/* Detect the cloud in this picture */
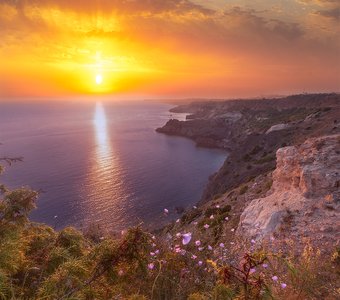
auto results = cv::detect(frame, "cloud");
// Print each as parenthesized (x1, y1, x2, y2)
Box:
(316, 6, 340, 20)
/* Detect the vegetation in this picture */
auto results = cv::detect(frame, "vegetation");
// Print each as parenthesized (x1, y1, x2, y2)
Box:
(0, 159, 339, 299)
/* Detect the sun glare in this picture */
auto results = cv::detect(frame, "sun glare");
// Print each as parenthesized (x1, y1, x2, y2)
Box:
(95, 74, 103, 85)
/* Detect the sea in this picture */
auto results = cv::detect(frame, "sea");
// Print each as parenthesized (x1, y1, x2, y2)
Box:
(0, 100, 227, 231)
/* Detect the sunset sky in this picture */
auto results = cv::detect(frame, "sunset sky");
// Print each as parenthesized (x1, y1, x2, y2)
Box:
(0, 0, 339, 99)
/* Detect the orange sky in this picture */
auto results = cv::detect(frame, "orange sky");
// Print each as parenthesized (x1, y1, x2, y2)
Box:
(0, 0, 339, 99)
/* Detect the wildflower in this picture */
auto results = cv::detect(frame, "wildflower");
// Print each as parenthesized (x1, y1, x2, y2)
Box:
(216, 205, 220, 208)
(180, 249, 186, 255)
(198, 247, 204, 251)
(262, 263, 268, 268)
(198, 261, 203, 266)
(203, 224, 210, 229)
(281, 283, 287, 289)
(210, 215, 214, 219)
(155, 250, 160, 255)
(225, 217, 229, 221)
(219, 243, 225, 248)
(54, 215, 58, 219)
(208, 245, 213, 251)
(176, 233, 181, 238)
(148, 263, 155, 270)
(99, 236, 104, 240)
(174, 245, 181, 253)
(249, 268, 256, 274)
(272, 275, 278, 281)
(150, 252, 155, 256)
(195, 240, 201, 246)
(251, 239, 256, 244)
(176, 219, 180, 223)
(193, 206, 197, 209)
(152, 235, 156, 240)
(152, 243, 156, 247)
(230, 242, 235, 245)
(231, 228, 235, 232)
(193, 222, 198, 225)
(182, 233, 192, 245)
(191, 255, 197, 260)
(118, 270, 124, 276)
(164, 208, 169, 214)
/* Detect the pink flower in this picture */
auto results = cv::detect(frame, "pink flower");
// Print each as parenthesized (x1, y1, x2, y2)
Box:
(262, 263, 268, 268)
(150, 252, 155, 256)
(182, 233, 192, 245)
(198, 261, 203, 266)
(225, 217, 229, 221)
(251, 239, 256, 244)
(216, 205, 220, 208)
(210, 215, 214, 219)
(219, 243, 225, 248)
(193, 206, 197, 209)
(272, 276, 278, 281)
(281, 283, 287, 289)
(249, 268, 256, 274)
(203, 224, 210, 229)
(176, 233, 181, 238)
(208, 245, 213, 251)
(118, 269, 124, 276)
(195, 240, 201, 246)
(164, 208, 169, 214)
(198, 247, 204, 251)
(155, 250, 160, 255)
(231, 228, 235, 232)
(191, 255, 197, 260)
(148, 263, 155, 270)
(176, 219, 180, 223)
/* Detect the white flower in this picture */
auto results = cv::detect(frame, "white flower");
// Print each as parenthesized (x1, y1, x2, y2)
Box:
(210, 215, 214, 219)
(176, 233, 182, 238)
(182, 233, 192, 245)
(225, 217, 229, 221)
(231, 228, 235, 232)
(193, 206, 197, 209)
(193, 222, 198, 225)
(198, 261, 203, 266)
(176, 219, 180, 223)
(148, 263, 155, 270)
(216, 205, 220, 208)
(198, 247, 204, 251)
(195, 240, 201, 246)
(164, 208, 169, 214)
(203, 224, 210, 229)
(150, 252, 155, 256)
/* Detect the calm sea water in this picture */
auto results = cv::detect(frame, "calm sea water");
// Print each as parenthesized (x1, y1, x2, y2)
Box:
(0, 100, 226, 231)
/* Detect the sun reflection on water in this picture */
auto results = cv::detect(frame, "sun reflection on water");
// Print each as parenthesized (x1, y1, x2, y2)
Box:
(94, 102, 110, 159)
(79, 102, 129, 230)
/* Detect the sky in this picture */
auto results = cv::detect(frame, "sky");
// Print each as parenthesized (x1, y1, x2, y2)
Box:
(0, 0, 339, 99)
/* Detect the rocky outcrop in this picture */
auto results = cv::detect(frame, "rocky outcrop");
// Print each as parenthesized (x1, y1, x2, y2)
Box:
(238, 134, 340, 249)
(266, 123, 291, 134)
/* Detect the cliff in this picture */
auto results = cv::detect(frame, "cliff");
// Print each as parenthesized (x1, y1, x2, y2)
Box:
(157, 93, 340, 203)
(238, 134, 340, 251)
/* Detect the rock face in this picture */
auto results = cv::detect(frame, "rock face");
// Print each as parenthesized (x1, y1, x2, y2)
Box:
(238, 134, 340, 249)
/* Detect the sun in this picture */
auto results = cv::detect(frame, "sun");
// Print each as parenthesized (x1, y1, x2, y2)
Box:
(95, 74, 103, 85)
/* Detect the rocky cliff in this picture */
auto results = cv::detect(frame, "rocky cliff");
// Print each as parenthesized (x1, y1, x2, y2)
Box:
(238, 134, 340, 251)
(157, 93, 340, 203)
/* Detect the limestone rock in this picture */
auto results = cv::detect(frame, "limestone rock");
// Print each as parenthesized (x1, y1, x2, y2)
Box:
(238, 134, 340, 250)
